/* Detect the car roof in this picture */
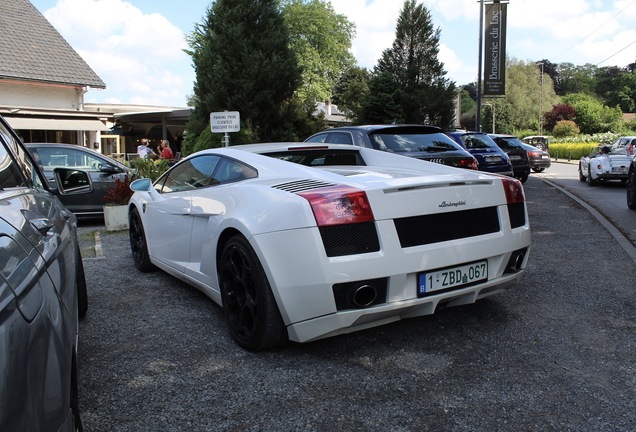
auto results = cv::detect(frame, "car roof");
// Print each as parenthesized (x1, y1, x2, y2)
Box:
(231, 142, 361, 153)
(325, 124, 444, 133)
(26, 142, 131, 169)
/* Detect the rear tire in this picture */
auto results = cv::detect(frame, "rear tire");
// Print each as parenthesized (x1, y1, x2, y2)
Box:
(588, 167, 598, 186)
(129, 207, 155, 272)
(219, 235, 287, 351)
(627, 168, 636, 210)
(532, 167, 545, 173)
(578, 164, 586, 182)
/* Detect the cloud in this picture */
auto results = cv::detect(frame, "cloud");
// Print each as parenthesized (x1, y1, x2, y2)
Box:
(43, 0, 192, 107)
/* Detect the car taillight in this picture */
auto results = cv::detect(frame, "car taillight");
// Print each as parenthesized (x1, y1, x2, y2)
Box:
(527, 151, 539, 157)
(502, 178, 525, 204)
(459, 157, 479, 170)
(297, 185, 375, 226)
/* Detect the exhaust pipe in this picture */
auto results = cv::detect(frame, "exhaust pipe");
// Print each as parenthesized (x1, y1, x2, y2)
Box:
(507, 249, 526, 273)
(352, 284, 378, 307)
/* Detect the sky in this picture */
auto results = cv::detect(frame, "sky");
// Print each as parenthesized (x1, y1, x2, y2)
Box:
(30, 0, 636, 108)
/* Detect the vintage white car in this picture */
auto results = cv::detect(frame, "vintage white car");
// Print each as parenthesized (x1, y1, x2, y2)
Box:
(579, 145, 632, 186)
(128, 143, 531, 350)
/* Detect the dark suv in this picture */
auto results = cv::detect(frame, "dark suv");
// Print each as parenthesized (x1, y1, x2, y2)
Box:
(489, 134, 531, 183)
(305, 125, 478, 170)
(446, 130, 514, 177)
(0, 115, 91, 431)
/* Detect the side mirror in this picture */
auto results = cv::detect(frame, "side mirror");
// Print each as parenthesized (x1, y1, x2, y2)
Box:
(54, 168, 93, 195)
(100, 164, 120, 174)
(131, 178, 152, 192)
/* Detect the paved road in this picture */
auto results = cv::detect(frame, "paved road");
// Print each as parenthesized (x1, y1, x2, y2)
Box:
(76, 174, 636, 432)
(541, 161, 636, 248)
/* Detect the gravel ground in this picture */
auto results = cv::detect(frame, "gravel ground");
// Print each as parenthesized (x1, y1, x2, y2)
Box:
(77, 176, 636, 432)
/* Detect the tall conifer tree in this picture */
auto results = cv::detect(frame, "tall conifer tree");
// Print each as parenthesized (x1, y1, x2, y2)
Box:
(370, 0, 456, 128)
(185, 0, 300, 151)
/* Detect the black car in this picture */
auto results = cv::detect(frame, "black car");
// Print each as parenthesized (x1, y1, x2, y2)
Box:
(26, 143, 134, 217)
(521, 143, 552, 172)
(0, 115, 91, 431)
(627, 156, 636, 210)
(489, 134, 531, 183)
(305, 125, 478, 170)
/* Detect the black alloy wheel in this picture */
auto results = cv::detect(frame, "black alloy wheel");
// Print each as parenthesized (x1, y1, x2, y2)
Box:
(129, 207, 155, 272)
(628, 168, 636, 210)
(219, 235, 287, 351)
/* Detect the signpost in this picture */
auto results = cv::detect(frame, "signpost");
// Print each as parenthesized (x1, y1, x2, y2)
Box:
(210, 111, 240, 147)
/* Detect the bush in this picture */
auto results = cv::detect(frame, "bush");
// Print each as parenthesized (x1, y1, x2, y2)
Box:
(104, 176, 134, 205)
(131, 157, 170, 182)
(552, 120, 580, 138)
(548, 143, 597, 160)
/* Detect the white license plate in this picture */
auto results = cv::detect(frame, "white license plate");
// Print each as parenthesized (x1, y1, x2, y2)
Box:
(418, 261, 488, 296)
(509, 155, 522, 160)
(611, 167, 627, 173)
(484, 156, 502, 163)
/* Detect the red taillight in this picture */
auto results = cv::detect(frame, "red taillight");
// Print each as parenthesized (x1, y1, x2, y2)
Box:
(297, 185, 375, 226)
(527, 151, 540, 157)
(502, 178, 525, 204)
(459, 157, 479, 170)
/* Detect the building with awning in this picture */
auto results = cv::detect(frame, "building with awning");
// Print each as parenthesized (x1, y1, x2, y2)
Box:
(0, 0, 109, 146)
(0, 0, 191, 161)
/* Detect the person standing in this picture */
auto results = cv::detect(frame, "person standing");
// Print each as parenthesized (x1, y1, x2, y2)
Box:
(157, 139, 174, 160)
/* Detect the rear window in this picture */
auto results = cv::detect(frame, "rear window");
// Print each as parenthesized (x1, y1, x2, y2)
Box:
(458, 134, 498, 150)
(368, 132, 459, 153)
(492, 136, 524, 151)
(264, 149, 365, 166)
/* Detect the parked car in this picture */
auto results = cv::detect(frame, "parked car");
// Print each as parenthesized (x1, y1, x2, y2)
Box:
(521, 143, 552, 173)
(522, 135, 549, 151)
(627, 155, 636, 209)
(579, 145, 631, 186)
(446, 130, 514, 177)
(0, 115, 90, 431)
(128, 142, 531, 351)
(489, 134, 531, 183)
(26, 143, 134, 217)
(304, 125, 478, 170)
(609, 136, 636, 156)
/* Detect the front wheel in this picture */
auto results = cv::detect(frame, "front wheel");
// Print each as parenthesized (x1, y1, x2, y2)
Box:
(532, 167, 545, 173)
(219, 235, 287, 351)
(627, 168, 636, 210)
(129, 207, 155, 272)
(578, 164, 586, 182)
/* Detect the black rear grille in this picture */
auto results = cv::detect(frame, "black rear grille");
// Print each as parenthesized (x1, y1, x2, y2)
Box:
(507, 203, 526, 228)
(394, 207, 500, 248)
(319, 222, 380, 257)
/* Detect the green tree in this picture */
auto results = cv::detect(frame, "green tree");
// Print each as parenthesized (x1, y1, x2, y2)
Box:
(282, 0, 355, 106)
(501, 58, 559, 132)
(369, 0, 456, 128)
(184, 0, 301, 154)
(332, 66, 371, 122)
(562, 92, 623, 134)
(360, 71, 404, 124)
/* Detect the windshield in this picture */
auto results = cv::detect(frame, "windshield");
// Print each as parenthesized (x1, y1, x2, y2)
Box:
(369, 132, 459, 153)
